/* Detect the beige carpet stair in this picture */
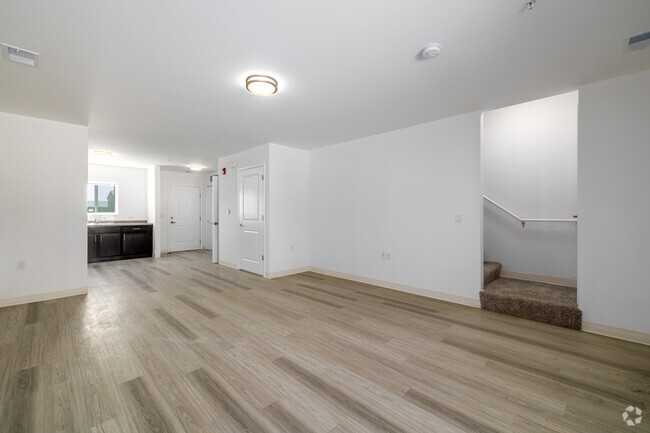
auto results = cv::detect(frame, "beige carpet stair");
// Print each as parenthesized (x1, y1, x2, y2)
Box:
(481, 262, 582, 330)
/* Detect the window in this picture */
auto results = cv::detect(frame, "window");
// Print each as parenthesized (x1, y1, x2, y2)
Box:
(87, 183, 118, 214)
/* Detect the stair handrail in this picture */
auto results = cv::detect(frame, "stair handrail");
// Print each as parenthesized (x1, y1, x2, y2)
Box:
(483, 195, 577, 228)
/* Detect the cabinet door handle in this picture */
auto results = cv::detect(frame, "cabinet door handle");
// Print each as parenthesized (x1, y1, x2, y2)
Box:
(123, 234, 125, 241)
(100, 234, 103, 243)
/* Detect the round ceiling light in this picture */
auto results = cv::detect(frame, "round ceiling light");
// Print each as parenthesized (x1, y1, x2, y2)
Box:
(246, 75, 278, 96)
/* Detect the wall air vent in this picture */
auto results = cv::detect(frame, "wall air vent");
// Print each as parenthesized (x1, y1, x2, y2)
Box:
(1, 43, 39, 67)
(628, 31, 650, 50)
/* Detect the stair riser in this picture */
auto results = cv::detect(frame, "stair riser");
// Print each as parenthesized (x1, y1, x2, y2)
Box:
(480, 292, 582, 330)
(483, 262, 502, 286)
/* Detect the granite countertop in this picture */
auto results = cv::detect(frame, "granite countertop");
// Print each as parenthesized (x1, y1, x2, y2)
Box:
(87, 220, 152, 226)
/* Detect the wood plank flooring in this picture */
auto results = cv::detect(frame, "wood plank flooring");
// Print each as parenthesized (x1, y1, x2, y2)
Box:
(1, 250, 649, 432)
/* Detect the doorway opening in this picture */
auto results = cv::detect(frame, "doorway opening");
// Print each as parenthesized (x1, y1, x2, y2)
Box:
(480, 91, 580, 329)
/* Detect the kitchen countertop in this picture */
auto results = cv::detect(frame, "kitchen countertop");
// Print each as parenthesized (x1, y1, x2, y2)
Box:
(88, 221, 152, 226)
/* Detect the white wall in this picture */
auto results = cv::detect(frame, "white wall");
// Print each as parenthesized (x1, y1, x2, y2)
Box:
(160, 169, 210, 254)
(268, 144, 310, 275)
(578, 69, 650, 335)
(310, 112, 482, 303)
(0, 112, 88, 302)
(87, 164, 148, 221)
(147, 165, 161, 257)
(217, 144, 269, 268)
(482, 92, 578, 279)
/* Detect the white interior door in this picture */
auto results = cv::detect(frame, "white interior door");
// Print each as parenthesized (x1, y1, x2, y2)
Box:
(238, 166, 265, 275)
(169, 185, 201, 252)
(211, 176, 219, 264)
(205, 184, 212, 250)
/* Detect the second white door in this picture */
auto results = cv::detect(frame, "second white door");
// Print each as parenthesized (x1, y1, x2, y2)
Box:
(169, 185, 201, 252)
(238, 166, 265, 275)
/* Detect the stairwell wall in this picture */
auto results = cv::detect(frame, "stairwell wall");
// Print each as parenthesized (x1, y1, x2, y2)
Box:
(482, 91, 578, 280)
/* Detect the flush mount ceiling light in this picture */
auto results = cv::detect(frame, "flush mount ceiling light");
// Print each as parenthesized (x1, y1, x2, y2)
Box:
(189, 164, 204, 171)
(93, 150, 113, 158)
(1, 43, 39, 67)
(246, 75, 278, 96)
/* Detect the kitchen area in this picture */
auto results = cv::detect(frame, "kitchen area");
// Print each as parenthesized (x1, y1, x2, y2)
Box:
(87, 162, 212, 263)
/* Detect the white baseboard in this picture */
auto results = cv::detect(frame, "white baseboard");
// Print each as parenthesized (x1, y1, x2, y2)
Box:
(309, 267, 480, 308)
(0, 287, 88, 308)
(582, 321, 650, 346)
(500, 270, 577, 287)
(266, 266, 311, 279)
(154, 253, 161, 259)
(219, 260, 238, 269)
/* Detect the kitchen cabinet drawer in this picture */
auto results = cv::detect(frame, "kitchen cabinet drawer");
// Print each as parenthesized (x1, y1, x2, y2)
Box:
(122, 225, 152, 233)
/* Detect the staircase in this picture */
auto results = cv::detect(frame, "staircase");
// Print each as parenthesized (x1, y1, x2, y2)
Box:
(480, 262, 582, 330)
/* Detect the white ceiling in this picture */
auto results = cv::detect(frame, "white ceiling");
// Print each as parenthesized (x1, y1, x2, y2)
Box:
(1, 0, 649, 169)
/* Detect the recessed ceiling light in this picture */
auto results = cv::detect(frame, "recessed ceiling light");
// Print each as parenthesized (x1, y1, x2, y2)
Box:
(246, 75, 278, 96)
(93, 150, 113, 158)
(189, 164, 204, 171)
(1, 43, 39, 67)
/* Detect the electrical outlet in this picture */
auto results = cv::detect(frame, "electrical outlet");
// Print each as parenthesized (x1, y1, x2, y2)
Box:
(290, 245, 295, 252)
(16, 261, 25, 270)
(386, 252, 391, 260)
(380, 251, 386, 260)
(455, 214, 462, 224)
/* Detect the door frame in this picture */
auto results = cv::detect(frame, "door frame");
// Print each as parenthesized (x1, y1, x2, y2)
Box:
(211, 175, 219, 264)
(236, 163, 267, 276)
(206, 182, 213, 251)
(167, 184, 202, 253)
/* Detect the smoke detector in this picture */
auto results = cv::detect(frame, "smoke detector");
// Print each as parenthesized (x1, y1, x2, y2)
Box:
(421, 44, 442, 59)
(1, 43, 39, 67)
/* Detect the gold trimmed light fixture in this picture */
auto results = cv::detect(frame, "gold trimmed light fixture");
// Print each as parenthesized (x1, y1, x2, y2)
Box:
(93, 150, 113, 158)
(246, 75, 278, 96)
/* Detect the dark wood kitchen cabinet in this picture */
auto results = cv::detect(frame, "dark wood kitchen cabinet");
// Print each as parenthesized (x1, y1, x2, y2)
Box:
(88, 234, 98, 259)
(99, 233, 122, 257)
(88, 224, 153, 263)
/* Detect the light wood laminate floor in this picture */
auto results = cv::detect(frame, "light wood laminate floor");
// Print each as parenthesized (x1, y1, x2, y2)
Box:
(1, 250, 649, 432)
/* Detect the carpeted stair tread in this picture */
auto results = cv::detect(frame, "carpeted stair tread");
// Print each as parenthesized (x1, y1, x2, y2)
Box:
(483, 278, 577, 306)
(483, 261, 502, 286)
(480, 277, 581, 330)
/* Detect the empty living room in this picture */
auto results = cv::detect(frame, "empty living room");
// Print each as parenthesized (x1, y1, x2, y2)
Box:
(2, 1, 650, 432)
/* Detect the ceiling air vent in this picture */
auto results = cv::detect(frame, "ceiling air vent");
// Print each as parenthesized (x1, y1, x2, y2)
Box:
(1, 43, 39, 67)
(628, 31, 650, 50)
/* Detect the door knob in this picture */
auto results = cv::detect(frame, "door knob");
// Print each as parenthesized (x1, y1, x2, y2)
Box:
(239, 223, 244, 227)
(170, 221, 176, 224)
(214, 222, 218, 225)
